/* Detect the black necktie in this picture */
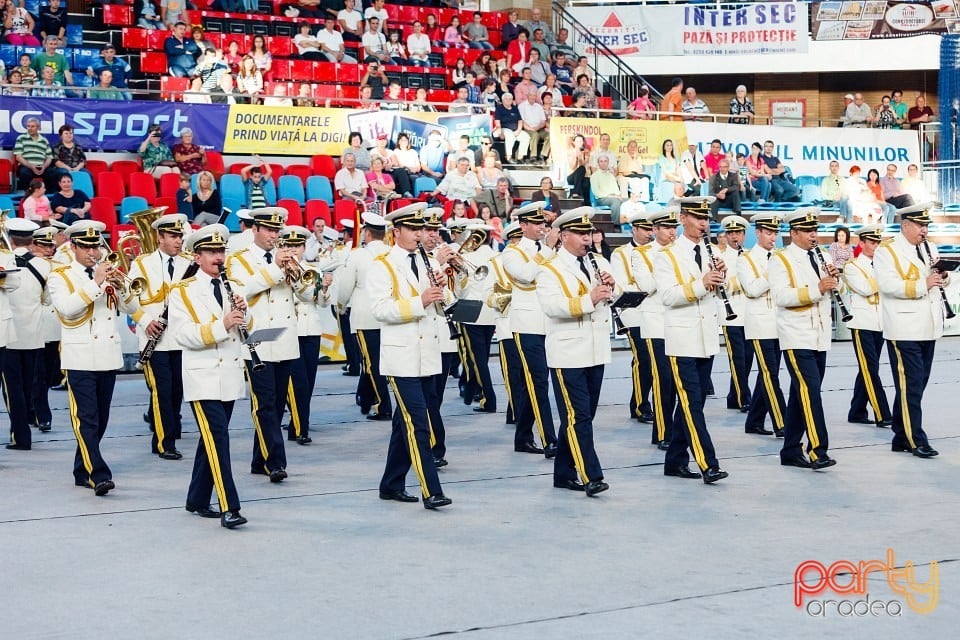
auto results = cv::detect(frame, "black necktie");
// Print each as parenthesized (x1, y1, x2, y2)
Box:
(807, 250, 821, 276)
(408, 253, 419, 280)
(85, 266, 94, 280)
(264, 251, 273, 264)
(766, 251, 772, 261)
(212, 278, 223, 308)
(535, 240, 542, 251)
(916, 245, 925, 262)
(167, 256, 175, 279)
(693, 245, 702, 271)
(577, 256, 591, 281)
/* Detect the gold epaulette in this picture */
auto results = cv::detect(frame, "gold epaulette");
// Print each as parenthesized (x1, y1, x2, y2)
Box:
(51, 264, 71, 274)
(170, 276, 196, 290)
(637, 244, 651, 252)
(880, 238, 895, 246)
(772, 248, 786, 255)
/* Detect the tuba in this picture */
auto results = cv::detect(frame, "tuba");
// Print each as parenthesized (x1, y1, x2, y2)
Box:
(488, 280, 512, 314)
(114, 206, 166, 271)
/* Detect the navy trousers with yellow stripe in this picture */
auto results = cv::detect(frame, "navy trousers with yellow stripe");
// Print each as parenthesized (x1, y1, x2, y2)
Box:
(551, 365, 604, 485)
(143, 350, 183, 454)
(29, 340, 59, 426)
(746, 339, 787, 433)
(246, 360, 290, 474)
(722, 325, 753, 409)
(887, 339, 935, 450)
(381, 376, 443, 498)
(187, 399, 241, 513)
(356, 328, 392, 416)
(340, 309, 361, 374)
(666, 356, 719, 471)
(4, 348, 39, 449)
(626, 327, 653, 420)
(428, 352, 457, 459)
(513, 333, 556, 448)
(287, 335, 320, 440)
(66, 370, 116, 486)
(781, 349, 830, 462)
(644, 338, 674, 445)
(462, 324, 497, 412)
(499, 336, 522, 426)
(849, 329, 891, 424)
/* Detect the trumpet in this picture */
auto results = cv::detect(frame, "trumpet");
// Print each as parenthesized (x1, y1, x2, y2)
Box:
(275, 241, 319, 286)
(98, 251, 147, 297)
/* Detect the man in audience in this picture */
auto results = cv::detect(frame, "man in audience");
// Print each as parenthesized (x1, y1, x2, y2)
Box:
(762, 139, 800, 202)
(891, 89, 908, 129)
(88, 69, 126, 100)
(449, 86, 474, 114)
(844, 92, 874, 127)
(590, 133, 617, 172)
(553, 28, 577, 60)
(908, 95, 936, 159)
(432, 157, 482, 203)
(709, 158, 742, 217)
(680, 142, 705, 196)
(364, 0, 389, 32)
(501, 11, 525, 47)
(591, 156, 625, 222)
(880, 164, 915, 210)
(208, 72, 239, 104)
(663, 77, 684, 121)
(519, 91, 550, 163)
(32, 66, 66, 98)
(31, 35, 74, 87)
(474, 177, 513, 219)
(406, 21, 431, 67)
(195, 48, 228, 91)
(14, 118, 56, 191)
(38, 0, 68, 42)
(901, 164, 929, 202)
(337, 0, 364, 43)
(86, 44, 132, 100)
(820, 161, 847, 213)
(464, 12, 494, 50)
(419, 130, 448, 181)
(335, 152, 369, 205)
(512, 67, 538, 104)
(703, 138, 724, 178)
(525, 7, 554, 43)
(164, 22, 199, 77)
(617, 139, 647, 200)
(362, 17, 390, 64)
(531, 29, 550, 60)
(315, 16, 356, 63)
(682, 86, 709, 121)
(551, 52, 575, 94)
(838, 93, 854, 126)
(494, 93, 529, 164)
(527, 50, 550, 86)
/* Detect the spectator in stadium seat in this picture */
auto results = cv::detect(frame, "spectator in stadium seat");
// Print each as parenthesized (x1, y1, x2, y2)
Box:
(432, 157, 482, 203)
(316, 16, 357, 63)
(845, 92, 874, 128)
(880, 164, 915, 209)
(364, 0, 388, 32)
(464, 12, 494, 50)
(874, 95, 898, 129)
(2, 0, 40, 45)
(223, 40, 243, 72)
(902, 163, 929, 201)
(284, 0, 321, 18)
(729, 84, 755, 124)
(389, 133, 423, 190)
(472, 52, 495, 80)
(86, 44, 132, 100)
(49, 173, 91, 225)
(362, 17, 390, 64)
(703, 138, 723, 178)
(617, 139, 648, 200)
(838, 93, 854, 126)
(406, 21, 431, 67)
(761, 139, 799, 202)
(3, 69, 30, 96)
(591, 155, 625, 221)
(249, 35, 273, 81)
(209, 72, 240, 104)
(891, 89, 908, 128)
(446, 135, 476, 172)
(196, 48, 230, 92)
(335, 152, 369, 205)
(164, 22, 199, 77)
(494, 68, 513, 99)
(360, 62, 387, 99)
(476, 148, 505, 186)
(235, 55, 263, 103)
(709, 158, 742, 217)
(464, 71, 482, 103)
(527, 177, 560, 217)
(552, 28, 577, 60)
(191, 171, 223, 226)
(31, 66, 65, 98)
(14, 54, 37, 86)
(444, 16, 469, 49)
(38, 0, 67, 43)
(528, 49, 550, 86)
(87, 69, 126, 100)
(525, 7, 554, 44)
(410, 86, 436, 112)
(538, 74, 562, 106)
(573, 57, 592, 84)
(425, 14, 444, 48)
(865, 168, 896, 222)
(681, 86, 709, 121)
(419, 129, 449, 180)
(662, 77, 684, 121)
(161, 0, 190, 30)
(656, 139, 683, 193)
(386, 31, 411, 66)
(139, 124, 180, 177)
(541, 91, 555, 127)
(564, 90, 590, 118)
(183, 76, 210, 103)
(135, 0, 164, 30)
(908, 95, 936, 160)
(295, 23, 325, 61)
(627, 85, 656, 120)
(52, 124, 86, 178)
(494, 93, 528, 163)
(501, 11, 525, 48)
(820, 160, 845, 208)
(576, 74, 598, 110)
(358, 84, 377, 109)
(295, 84, 314, 107)
(519, 91, 550, 163)
(173, 128, 207, 176)
(337, 0, 363, 42)
(342, 132, 372, 171)
(506, 31, 531, 73)
(449, 86, 473, 114)
(371, 133, 412, 197)
(22, 178, 53, 224)
(680, 142, 705, 196)
(366, 156, 400, 201)
(475, 177, 512, 220)
(380, 80, 405, 111)
(450, 57, 467, 87)
(32, 35, 74, 88)
(744, 142, 771, 202)
(191, 27, 215, 63)
(512, 67, 537, 104)
(241, 160, 272, 208)
(530, 29, 550, 61)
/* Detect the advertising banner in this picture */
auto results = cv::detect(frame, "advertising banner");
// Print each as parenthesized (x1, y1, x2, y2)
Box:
(812, 1, 960, 40)
(568, 2, 808, 57)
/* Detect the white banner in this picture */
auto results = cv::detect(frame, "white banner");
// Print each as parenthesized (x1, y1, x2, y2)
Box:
(569, 2, 808, 57)
(684, 122, 921, 176)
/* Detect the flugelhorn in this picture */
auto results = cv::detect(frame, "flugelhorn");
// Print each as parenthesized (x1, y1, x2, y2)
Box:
(98, 251, 147, 297)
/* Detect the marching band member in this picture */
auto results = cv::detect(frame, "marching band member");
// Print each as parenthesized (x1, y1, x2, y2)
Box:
(638, 208, 679, 450)
(282, 225, 334, 445)
(337, 219, 362, 378)
(486, 221, 522, 426)
(874, 202, 945, 458)
(303, 216, 331, 262)
(30, 226, 60, 432)
(0, 233, 20, 416)
(539, 208, 619, 496)
(225, 209, 254, 254)
(225, 207, 301, 483)
(4, 218, 44, 451)
(52, 225, 75, 265)
(337, 212, 393, 421)
(718, 215, 752, 413)
(128, 213, 192, 460)
(369, 203, 452, 510)
(653, 197, 729, 483)
(502, 201, 558, 458)
(768, 208, 838, 470)
(167, 224, 248, 529)
(609, 209, 655, 424)
(456, 223, 499, 414)
(737, 213, 787, 437)
(842, 224, 892, 428)
(48, 220, 140, 495)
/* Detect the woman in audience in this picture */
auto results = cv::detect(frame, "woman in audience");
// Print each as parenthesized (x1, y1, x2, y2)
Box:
(366, 156, 400, 202)
(829, 226, 854, 270)
(140, 125, 180, 177)
(530, 176, 561, 214)
(865, 167, 897, 222)
(744, 141, 772, 202)
(591, 229, 613, 261)
(389, 133, 422, 190)
(538, 74, 563, 106)
(3, 68, 29, 96)
(172, 128, 207, 176)
(451, 57, 468, 88)
(134, 0, 163, 30)
(656, 139, 683, 195)
(236, 55, 263, 104)
(342, 132, 371, 171)
(22, 178, 52, 224)
(477, 151, 506, 191)
(425, 14, 444, 48)
(3, 0, 40, 45)
(191, 27, 215, 64)
(49, 173, 91, 224)
(444, 16, 469, 49)
(224, 40, 243, 74)
(494, 69, 513, 99)
(191, 170, 223, 226)
(566, 134, 591, 206)
(472, 52, 493, 79)
(370, 134, 413, 198)
(728, 85, 755, 124)
(52, 124, 87, 178)
(477, 204, 504, 242)
(249, 35, 273, 81)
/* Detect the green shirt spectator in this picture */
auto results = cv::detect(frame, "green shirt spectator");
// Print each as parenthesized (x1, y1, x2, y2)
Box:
(30, 36, 74, 86)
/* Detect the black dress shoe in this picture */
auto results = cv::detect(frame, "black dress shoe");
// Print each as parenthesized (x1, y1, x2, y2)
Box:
(739, 405, 750, 414)
(142, 412, 150, 424)
(810, 456, 837, 470)
(296, 436, 312, 445)
(37, 421, 51, 432)
(75, 479, 91, 488)
(269, 468, 288, 483)
(584, 480, 609, 497)
(781, 456, 812, 468)
(638, 411, 654, 423)
(847, 416, 874, 425)
(702, 467, 728, 484)
(745, 427, 773, 435)
(433, 457, 448, 468)
(379, 490, 419, 503)
(366, 412, 391, 421)
(877, 418, 893, 428)
(342, 369, 360, 377)
(505, 418, 516, 425)
(774, 427, 786, 438)
(221, 510, 247, 529)
(553, 479, 585, 491)
(185, 504, 221, 518)
(158, 450, 183, 460)
(543, 442, 558, 459)
(423, 494, 452, 510)
(462, 392, 472, 406)
(657, 440, 671, 451)
(664, 466, 701, 479)
(94, 479, 115, 496)
(913, 445, 939, 458)
(473, 406, 496, 413)
(5, 443, 30, 450)
(514, 442, 544, 454)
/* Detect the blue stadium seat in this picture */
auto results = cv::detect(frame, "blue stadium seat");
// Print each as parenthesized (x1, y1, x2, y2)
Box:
(0, 196, 15, 217)
(413, 176, 437, 197)
(589, 188, 611, 212)
(278, 175, 306, 206)
(801, 184, 822, 203)
(221, 204, 242, 232)
(0, 45, 17, 68)
(656, 181, 675, 202)
(795, 175, 819, 188)
(70, 170, 94, 198)
(944, 203, 960, 212)
(65, 24, 83, 47)
(219, 175, 246, 205)
(120, 196, 149, 221)
(71, 48, 100, 72)
(305, 176, 334, 205)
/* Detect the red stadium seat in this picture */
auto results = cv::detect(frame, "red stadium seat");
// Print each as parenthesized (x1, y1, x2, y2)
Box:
(304, 200, 331, 227)
(110, 160, 142, 187)
(285, 164, 312, 186)
(205, 150, 226, 180)
(336, 63, 359, 84)
(147, 29, 168, 50)
(154, 196, 178, 213)
(229, 163, 248, 175)
(140, 52, 169, 75)
(90, 196, 118, 231)
(103, 4, 133, 26)
(314, 62, 337, 83)
(267, 164, 285, 187)
(270, 59, 291, 81)
(159, 172, 182, 199)
(129, 172, 158, 205)
(121, 28, 149, 50)
(334, 199, 360, 229)
(96, 172, 126, 207)
(268, 36, 293, 57)
(85, 159, 109, 184)
(161, 76, 190, 101)
(396, 6, 419, 23)
(310, 155, 336, 181)
(0, 158, 11, 194)
(290, 60, 315, 82)
(276, 198, 303, 226)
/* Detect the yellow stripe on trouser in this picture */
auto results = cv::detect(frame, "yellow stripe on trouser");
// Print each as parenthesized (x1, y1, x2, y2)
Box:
(752, 340, 784, 428)
(785, 350, 821, 461)
(852, 330, 882, 421)
(143, 362, 167, 453)
(286, 378, 301, 438)
(890, 341, 916, 449)
(555, 369, 589, 483)
(244, 370, 270, 468)
(645, 339, 666, 441)
(626, 331, 643, 417)
(668, 356, 708, 471)
(355, 330, 383, 413)
(192, 401, 229, 511)
(513, 333, 548, 446)
(66, 378, 94, 484)
(499, 346, 514, 411)
(388, 377, 430, 497)
(462, 328, 485, 408)
(722, 327, 743, 404)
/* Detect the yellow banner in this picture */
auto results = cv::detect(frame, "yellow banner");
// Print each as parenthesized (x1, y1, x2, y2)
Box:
(549, 117, 688, 177)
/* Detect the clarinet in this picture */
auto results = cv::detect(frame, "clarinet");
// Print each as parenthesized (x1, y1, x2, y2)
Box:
(586, 251, 627, 336)
(417, 242, 461, 340)
(138, 262, 200, 365)
(811, 241, 853, 322)
(701, 231, 737, 321)
(922, 240, 956, 320)
(218, 264, 265, 371)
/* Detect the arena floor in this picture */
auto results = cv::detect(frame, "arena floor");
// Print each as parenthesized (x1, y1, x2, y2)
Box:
(1, 337, 957, 637)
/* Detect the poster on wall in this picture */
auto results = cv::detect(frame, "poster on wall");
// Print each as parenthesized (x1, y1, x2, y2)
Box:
(812, 1, 959, 39)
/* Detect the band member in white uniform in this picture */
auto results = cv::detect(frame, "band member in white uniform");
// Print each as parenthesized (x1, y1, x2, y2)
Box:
(718, 215, 752, 412)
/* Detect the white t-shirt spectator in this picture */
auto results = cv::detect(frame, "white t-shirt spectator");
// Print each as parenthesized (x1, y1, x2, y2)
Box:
(407, 33, 431, 61)
(361, 31, 387, 58)
(294, 32, 320, 56)
(316, 28, 345, 56)
(334, 167, 368, 197)
(518, 100, 547, 128)
(338, 9, 363, 32)
(364, 7, 388, 31)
